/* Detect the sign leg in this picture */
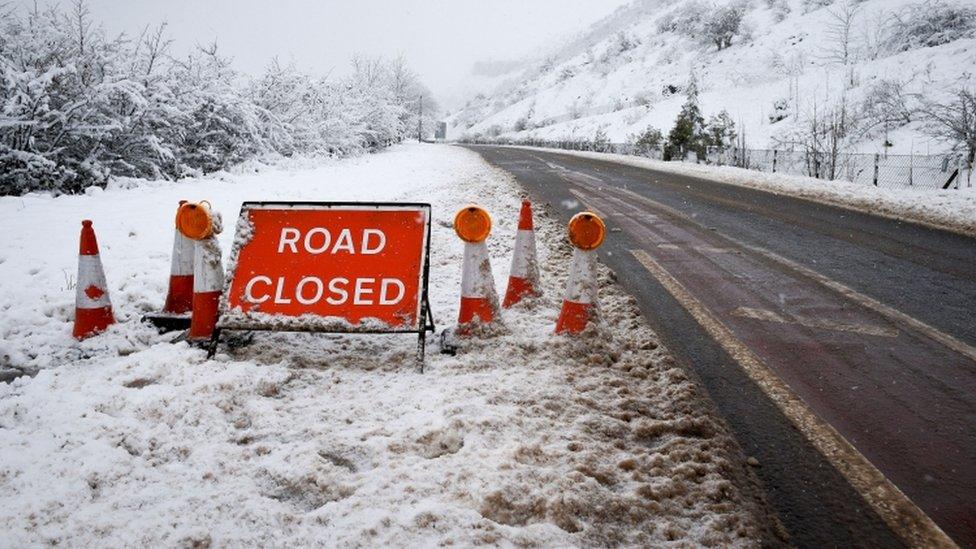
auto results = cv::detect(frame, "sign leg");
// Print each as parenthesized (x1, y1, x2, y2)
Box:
(206, 328, 222, 359)
(416, 330, 427, 373)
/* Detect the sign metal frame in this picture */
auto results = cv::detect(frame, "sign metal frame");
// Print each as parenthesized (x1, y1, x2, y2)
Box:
(207, 200, 436, 371)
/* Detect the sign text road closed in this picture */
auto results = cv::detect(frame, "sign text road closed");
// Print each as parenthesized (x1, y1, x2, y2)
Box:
(221, 202, 431, 332)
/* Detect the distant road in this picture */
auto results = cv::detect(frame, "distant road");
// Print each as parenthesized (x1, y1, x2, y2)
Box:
(466, 145, 976, 548)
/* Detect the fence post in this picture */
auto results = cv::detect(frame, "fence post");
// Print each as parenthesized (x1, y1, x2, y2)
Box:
(908, 152, 914, 186)
(772, 150, 778, 173)
(873, 154, 879, 186)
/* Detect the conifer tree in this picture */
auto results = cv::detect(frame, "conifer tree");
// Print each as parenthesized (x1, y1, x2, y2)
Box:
(664, 73, 706, 160)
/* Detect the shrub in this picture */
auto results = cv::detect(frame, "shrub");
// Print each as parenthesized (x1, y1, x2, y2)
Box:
(886, 0, 976, 52)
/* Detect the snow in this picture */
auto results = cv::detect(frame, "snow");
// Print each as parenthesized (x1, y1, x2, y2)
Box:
(507, 145, 976, 237)
(0, 143, 779, 545)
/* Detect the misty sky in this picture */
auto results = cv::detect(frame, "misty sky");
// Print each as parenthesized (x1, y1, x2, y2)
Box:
(19, 0, 632, 108)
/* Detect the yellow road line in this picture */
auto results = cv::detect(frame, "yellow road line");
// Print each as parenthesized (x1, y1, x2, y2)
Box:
(630, 249, 955, 548)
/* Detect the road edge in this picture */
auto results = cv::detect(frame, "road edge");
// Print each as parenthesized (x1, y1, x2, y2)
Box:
(494, 145, 976, 239)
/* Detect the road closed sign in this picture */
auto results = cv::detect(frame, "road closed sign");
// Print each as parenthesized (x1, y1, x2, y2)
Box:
(219, 202, 432, 334)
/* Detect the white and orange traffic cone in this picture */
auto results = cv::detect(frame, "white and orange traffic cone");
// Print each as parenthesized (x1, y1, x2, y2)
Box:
(503, 200, 540, 308)
(454, 205, 500, 333)
(555, 212, 606, 334)
(73, 220, 115, 339)
(175, 201, 224, 343)
(162, 200, 194, 315)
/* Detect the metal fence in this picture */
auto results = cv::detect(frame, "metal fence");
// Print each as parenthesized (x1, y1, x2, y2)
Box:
(462, 138, 972, 191)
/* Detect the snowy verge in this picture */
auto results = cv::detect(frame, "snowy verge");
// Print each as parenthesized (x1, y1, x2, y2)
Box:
(505, 146, 976, 238)
(0, 143, 780, 546)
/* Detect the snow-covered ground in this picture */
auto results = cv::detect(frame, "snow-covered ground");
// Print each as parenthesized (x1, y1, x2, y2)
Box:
(0, 144, 779, 546)
(508, 146, 976, 237)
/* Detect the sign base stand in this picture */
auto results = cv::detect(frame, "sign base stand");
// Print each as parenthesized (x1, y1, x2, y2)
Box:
(207, 297, 436, 372)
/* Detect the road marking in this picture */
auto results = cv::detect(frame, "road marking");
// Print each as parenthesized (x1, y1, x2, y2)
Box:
(611, 186, 976, 364)
(694, 245, 735, 254)
(730, 306, 899, 338)
(630, 249, 955, 548)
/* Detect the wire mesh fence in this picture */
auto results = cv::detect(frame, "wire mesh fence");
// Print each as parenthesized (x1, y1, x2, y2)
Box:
(462, 137, 972, 191)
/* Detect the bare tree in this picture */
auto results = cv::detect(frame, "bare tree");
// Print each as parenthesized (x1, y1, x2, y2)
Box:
(859, 78, 915, 146)
(774, 96, 859, 180)
(919, 89, 976, 170)
(822, 1, 860, 65)
(860, 8, 892, 61)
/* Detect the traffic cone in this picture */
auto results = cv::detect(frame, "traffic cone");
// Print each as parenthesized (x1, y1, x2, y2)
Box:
(175, 201, 224, 342)
(73, 220, 115, 339)
(454, 205, 500, 332)
(555, 212, 606, 335)
(162, 200, 194, 315)
(503, 200, 540, 308)
(189, 236, 223, 341)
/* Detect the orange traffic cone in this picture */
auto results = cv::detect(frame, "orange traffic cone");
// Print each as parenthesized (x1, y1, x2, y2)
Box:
(503, 200, 540, 308)
(175, 201, 224, 342)
(73, 220, 115, 339)
(555, 212, 606, 334)
(162, 200, 194, 315)
(454, 205, 499, 332)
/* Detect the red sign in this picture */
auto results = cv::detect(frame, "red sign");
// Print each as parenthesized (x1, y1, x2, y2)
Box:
(220, 202, 431, 332)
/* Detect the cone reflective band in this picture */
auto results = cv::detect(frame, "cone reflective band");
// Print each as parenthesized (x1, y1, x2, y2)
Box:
(555, 212, 605, 334)
(189, 235, 224, 341)
(176, 200, 215, 240)
(73, 220, 115, 339)
(503, 200, 540, 308)
(455, 205, 499, 331)
(567, 211, 606, 251)
(163, 200, 194, 314)
(454, 205, 491, 243)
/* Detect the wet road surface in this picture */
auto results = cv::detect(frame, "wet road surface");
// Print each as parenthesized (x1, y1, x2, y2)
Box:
(466, 145, 976, 548)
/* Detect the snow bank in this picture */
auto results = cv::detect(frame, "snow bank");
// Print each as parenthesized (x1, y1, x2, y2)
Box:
(0, 143, 779, 545)
(508, 146, 976, 237)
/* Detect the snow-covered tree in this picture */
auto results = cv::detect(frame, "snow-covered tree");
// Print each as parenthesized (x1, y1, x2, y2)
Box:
(631, 126, 663, 156)
(705, 110, 737, 148)
(703, 2, 748, 51)
(664, 74, 707, 160)
(886, 0, 976, 52)
(0, 1, 435, 196)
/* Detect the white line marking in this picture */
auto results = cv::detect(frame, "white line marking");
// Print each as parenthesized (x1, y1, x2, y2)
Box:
(630, 249, 954, 548)
(730, 306, 899, 338)
(612, 187, 976, 364)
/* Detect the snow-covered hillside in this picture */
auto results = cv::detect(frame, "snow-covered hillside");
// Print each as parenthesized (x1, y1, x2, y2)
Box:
(447, 0, 976, 155)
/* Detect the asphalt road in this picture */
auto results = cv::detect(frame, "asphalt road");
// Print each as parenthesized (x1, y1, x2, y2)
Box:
(465, 145, 976, 549)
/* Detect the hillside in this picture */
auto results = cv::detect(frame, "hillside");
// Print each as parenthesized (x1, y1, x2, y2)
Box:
(445, 0, 976, 155)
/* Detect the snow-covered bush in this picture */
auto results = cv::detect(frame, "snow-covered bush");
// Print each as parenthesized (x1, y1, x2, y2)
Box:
(0, 2, 431, 196)
(859, 79, 914, 139)
(769, 98, 791, 123)
(802, 0, 834, 14)
(706, 110, 738, 147)
(630, 126, 664, 155)
(656, 1, 708, 36)
(703, 2, 749, 50)
(886, 0, 976, 52)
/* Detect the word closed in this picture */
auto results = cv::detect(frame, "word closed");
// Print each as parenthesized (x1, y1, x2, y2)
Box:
(224, 203, 430, 330)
